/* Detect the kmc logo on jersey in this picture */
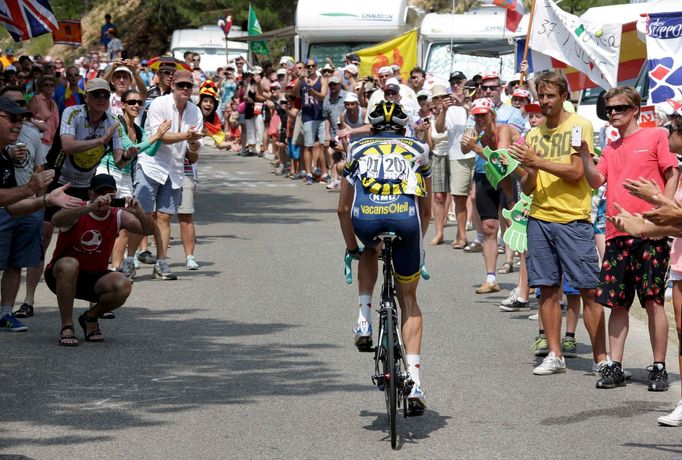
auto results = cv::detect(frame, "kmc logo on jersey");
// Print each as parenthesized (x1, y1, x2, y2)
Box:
(369, 193, 399, 204)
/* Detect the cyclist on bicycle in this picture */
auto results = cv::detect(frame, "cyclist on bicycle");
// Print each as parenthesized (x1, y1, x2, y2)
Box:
(337, 100, 432, 411)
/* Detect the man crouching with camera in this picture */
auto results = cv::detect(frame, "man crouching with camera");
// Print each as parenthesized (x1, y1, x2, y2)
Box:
(47, 173, 155, 346)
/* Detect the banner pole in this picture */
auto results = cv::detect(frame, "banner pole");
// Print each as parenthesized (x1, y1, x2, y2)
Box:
(520, 0, 537, 86)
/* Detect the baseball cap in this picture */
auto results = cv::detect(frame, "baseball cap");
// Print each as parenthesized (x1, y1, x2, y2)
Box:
(430, 84, 448, 98)
(390, 64, 401, 73)
(173, 70, 194, 85)
(416, 89, 432, 101)
(512, 89, 531, 101)
(524, 103, 542, 114)
(112, 66, 133, 78)
(481, 71, 500, 82)
(385, 77, 400, 86)
(279, 56, 294, 66)
(306, 58, 317, 66)
(384, 83, 400, 94)
(86, 78, 111, 93)
(322, 63, 334, 71)
(449, 71, 466, 82)
(328, 76, 341, 84)
(0, 96, 32, 117)
(509, 73, 522, 84)
(90, 173, 117, 192)
(344, 92, 359, 103)
(5, 48, 14, 55)
(276, 68, 287, 76)
(251, 66, 263, 75)
(471, 98, 494, 115)
(346, 53, 360, 63)
(342, 64, 358, 75)
(378, 66, 392, 76)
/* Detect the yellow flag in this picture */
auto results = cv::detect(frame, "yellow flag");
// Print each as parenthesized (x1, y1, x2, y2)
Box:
(355, 29, 418, 82)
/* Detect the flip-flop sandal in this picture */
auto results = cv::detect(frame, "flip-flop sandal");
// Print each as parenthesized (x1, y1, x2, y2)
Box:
(451, 240, 468, 250)
(59, 325, 79, 347)
(78, 312, 104, 342)
(12, 303, 34, 318)
(497, 262, 514, 274)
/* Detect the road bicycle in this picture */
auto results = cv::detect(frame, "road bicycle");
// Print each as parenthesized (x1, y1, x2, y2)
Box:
(344, 232, 427, 449)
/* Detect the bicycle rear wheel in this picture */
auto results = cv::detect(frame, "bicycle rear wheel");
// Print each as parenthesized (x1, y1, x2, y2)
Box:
(383, 303, 397, 449)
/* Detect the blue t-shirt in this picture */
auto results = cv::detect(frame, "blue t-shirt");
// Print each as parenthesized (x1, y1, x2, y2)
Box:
(471, 104, 525, 173)
(221, 80, 237, 105)
(301, 78, 323, 122)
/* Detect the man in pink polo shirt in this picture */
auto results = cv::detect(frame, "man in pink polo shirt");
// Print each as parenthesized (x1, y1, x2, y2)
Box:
(578, 86, 679, 391)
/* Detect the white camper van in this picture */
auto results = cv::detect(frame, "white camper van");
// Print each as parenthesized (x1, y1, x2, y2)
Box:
(419, 6, 529, 82)
(294, 0, 419, 67)
(170, 25, 249, 75)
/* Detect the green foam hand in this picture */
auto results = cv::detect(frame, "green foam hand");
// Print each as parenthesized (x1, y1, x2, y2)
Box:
(501, 192, 532, 253)
(483, 146, 519, 189)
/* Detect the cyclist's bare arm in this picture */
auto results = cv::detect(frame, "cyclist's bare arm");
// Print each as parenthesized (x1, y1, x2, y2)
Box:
(337, 178, 359, 250)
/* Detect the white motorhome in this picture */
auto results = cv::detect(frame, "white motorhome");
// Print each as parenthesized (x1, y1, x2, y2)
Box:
(294, 0, 419, 67)
(170, 25, 249, 75)
(419, 6, 529, 82)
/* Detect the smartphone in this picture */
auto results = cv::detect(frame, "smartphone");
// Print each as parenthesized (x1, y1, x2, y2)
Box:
(110, 198, 126, 208)
(571, 126, 582, 147)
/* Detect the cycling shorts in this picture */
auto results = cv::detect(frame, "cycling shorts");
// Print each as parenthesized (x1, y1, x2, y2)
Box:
(351, 183, 423, 284)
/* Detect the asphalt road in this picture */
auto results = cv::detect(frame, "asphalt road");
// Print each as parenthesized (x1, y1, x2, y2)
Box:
(1, 147, 681, 459)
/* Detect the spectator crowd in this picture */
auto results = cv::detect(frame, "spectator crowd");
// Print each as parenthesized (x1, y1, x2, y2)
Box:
(0, 13, 682, 429)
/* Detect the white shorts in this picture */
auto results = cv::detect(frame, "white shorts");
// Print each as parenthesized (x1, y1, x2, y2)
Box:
(95, 164, 134, 198)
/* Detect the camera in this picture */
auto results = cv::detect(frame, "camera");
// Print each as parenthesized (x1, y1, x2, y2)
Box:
(110, 198, 127, 208)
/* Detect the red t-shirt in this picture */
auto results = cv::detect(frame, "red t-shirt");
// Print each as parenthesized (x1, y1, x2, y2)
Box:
(47, 209, 121, 272)
(596, 127, 677, 240)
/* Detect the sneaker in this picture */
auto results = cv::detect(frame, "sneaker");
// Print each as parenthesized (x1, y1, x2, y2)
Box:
(138, 250, 157, 265)
(274, 164, 285, 176)
(500, 287, 520, 306)
(647, 364, 669, 392)
(596, 362, 626, 389)
(185, 255, 199, 270)
(407, 385, 427, 415)
(292, 170, 307, 180)
(353, 323, 373, 351)
(533, 352, 566, 375)
(326, 179, 341, 191)
(321, 174, 332, 184)
(463, 240, 482, 253)
(561, 336, 577, 358)
(499, 299, 530, 312)
(312, 167, 322, 178)
(528, 312, 539, 320)
(465, 222, 475, 231)
(119, 258, 136, 280)
(133, 254, 141, 270)
(591, 359, 632, 379)
(532, 335, 549, 357)
(305, 174, 313, 185)
(0, 313, 28, 332)
(658, 400, 682, 426)
(497, 245, 505, 254)
(153, 259, 177, 280)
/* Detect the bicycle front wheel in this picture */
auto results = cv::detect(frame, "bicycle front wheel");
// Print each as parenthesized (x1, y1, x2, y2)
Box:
(383, 304, 397, 449)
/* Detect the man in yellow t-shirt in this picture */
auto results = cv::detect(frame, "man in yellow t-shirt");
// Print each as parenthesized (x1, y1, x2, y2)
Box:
(509, 71, 606, 377)
(0, 49, 16, 69)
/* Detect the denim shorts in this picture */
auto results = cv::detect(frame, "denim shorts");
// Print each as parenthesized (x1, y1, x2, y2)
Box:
(526, 217, 599, 289)
(302, 120, 325, 147)
(0, 208, 44, 269)
(133, 165, 181, 215)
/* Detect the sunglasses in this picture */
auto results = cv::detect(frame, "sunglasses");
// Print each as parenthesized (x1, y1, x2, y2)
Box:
(176, 82, 193, 89)
(89, 91, 110, 99)
(410, 76, 420, 79)
(159, 70, 176, 76)
(66, 73, 80, 78)
(0, 112, 27, 123)
(605, 104, 633, 115)
(307, 64, 317, 68)
(665, 124, 682, 135)
(384, 91, 397, 96)
(125, 99, 144, 106)
(481, 85, 499, 91)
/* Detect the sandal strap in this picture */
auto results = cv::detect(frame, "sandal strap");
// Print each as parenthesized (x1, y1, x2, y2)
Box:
(82, 312, 99, 322)
(61, 325, 75, 333)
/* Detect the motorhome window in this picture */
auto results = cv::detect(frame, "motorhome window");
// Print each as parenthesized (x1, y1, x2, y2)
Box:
(308, 43, 374, 68)
(174, 48, 227, 56)
(424, 43, 514, 83)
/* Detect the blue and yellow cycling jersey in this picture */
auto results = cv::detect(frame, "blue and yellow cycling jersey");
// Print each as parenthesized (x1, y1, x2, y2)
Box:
(343, 132, 432, 197)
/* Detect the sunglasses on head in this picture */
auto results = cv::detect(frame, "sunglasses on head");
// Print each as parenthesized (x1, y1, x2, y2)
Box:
(0, 112, 27, 123)
(605, 104, 633, 115)
(125, 99, 144, 106)
(176, 82, 193, 89)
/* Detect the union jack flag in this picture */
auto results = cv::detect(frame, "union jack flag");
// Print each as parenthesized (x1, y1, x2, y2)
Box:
(0, 0, 58, 42)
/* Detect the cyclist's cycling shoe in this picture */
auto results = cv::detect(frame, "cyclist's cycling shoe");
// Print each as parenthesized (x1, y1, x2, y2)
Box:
(407, 385, 427, 416)
(353, 323, 373, 351)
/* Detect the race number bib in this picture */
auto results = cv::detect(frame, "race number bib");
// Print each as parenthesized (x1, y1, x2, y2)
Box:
(359, 153, 409, 182)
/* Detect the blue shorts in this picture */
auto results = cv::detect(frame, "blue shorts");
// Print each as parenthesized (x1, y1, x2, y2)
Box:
(534, 278, 580, 298)
(302, 119, 325, 147)
(351, 184, 422, 284)
(0, 208, 44, 269)
(133, 165, 181, 215)
(526, 217, 599, 289)
(287, 138, 301, 160)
